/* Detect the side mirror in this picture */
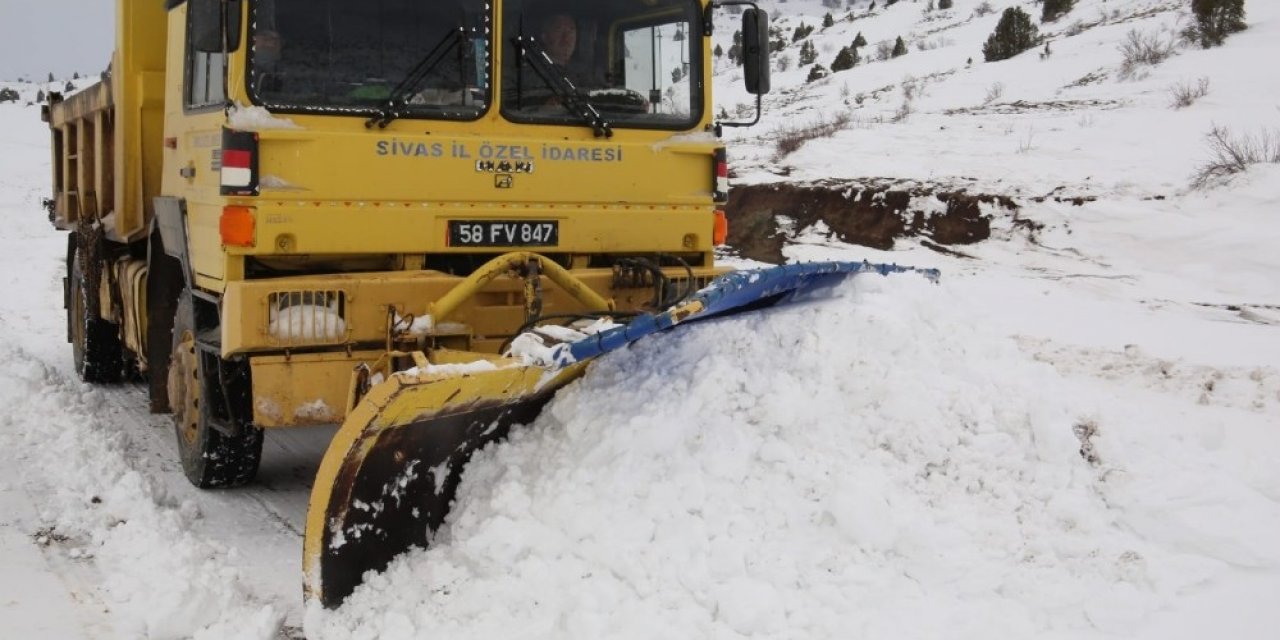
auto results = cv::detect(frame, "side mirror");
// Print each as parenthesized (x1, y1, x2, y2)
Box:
(741, 8, 771, 95)
(190, 0, 242, 53)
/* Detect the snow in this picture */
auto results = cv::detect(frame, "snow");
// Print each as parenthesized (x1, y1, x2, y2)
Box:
(3, 2, 1280, 638)
(269, 304, 347, 341)
(227, 103, 302, 131)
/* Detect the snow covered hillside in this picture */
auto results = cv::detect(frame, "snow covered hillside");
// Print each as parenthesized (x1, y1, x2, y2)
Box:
(3, 1, 1280, 638)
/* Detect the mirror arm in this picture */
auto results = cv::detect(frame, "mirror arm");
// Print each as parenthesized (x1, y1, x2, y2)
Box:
(718, 93, 761, 132)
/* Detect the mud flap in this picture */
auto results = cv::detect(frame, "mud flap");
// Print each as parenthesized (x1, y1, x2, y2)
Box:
(303, 260, 939, 607)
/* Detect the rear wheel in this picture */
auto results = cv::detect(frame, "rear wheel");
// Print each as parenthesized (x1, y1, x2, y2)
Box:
(168, 292, 263, 488)
(69, 245, 123, 383)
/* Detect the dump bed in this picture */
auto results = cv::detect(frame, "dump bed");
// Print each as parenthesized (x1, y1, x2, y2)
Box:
(42, 0, 167, 243)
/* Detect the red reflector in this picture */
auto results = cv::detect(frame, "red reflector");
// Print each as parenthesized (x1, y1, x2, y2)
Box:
(223, 149, 252, 169)
(717, 161, 728, 177)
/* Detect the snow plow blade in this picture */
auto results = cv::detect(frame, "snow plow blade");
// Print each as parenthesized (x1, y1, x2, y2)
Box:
(303, 260, 938, 607)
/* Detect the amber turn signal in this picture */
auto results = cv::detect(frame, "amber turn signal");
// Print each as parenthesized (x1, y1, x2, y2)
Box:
(220, 205, 256, 247)
(713, 209, 728, 246)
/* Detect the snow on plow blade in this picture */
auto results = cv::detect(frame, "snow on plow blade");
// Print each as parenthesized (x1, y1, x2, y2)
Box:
(303, 260, 938, 607)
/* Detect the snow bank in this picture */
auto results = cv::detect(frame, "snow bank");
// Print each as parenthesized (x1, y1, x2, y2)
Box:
(307, 272, 1279, 638)
(0, 348, 282, 640)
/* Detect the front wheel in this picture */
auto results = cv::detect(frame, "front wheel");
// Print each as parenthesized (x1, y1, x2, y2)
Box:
(168, 292, 263, 488)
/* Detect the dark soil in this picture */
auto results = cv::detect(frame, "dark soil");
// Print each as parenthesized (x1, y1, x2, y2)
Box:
(724, 181, 1017, 264)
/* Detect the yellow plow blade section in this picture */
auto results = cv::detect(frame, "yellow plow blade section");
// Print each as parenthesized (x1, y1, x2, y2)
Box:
(303, 360, 587, 607)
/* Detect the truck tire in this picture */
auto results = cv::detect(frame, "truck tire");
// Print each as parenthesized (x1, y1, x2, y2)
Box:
(69, 246, 124, 383)
(168, 292, 263, 488)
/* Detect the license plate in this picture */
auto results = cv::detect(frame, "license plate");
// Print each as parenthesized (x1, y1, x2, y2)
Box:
(448, 220, 559, 247)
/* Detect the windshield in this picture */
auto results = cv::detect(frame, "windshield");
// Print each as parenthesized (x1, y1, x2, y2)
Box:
(502, 0, 702, 130)
(249, 0, 491, 119)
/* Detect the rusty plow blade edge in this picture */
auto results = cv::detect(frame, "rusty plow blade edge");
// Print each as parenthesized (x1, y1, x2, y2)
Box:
(302, 363, 587, 608)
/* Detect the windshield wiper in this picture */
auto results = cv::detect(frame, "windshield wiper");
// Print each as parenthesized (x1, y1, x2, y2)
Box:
(513, 35, 613, 138)
(366, 26, 476, 129)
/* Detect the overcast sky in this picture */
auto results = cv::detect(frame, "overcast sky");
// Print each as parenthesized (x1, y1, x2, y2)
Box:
(0, 0, 115, 80)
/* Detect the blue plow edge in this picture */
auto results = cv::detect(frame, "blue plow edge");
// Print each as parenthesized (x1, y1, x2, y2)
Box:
(545, 261, 940, 368)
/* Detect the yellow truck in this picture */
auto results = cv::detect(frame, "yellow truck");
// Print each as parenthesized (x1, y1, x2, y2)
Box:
(44, 0, 911, 606)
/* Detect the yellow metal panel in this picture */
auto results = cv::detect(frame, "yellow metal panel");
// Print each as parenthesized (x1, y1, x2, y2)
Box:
(252, 127, 716, 207)
(220, 264, 722, 356)
(115, 0, 168, 240)
(235, 203, 714, 256)
(251, 351, 383, 428)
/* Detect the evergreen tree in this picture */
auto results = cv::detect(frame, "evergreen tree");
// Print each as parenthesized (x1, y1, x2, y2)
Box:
(1041, 0, 1075, 23)
(36, 89, 46, 102)
(982, 7, 1039, 62)
(64, 80, 75, 92)
(72, 71, 80, 80)
(939, 0, 953, 9)
(853, 32, 867, 48)
(47, 72, 54, 83)
(714, 43, 724, 58)
(792, 23, 814, 42)
(799, 40, 819, 65)
(831, 46, 859, 71)
(823, 13, 835, 28)
(806, 64, 830, 83)
(892, 36, 908, 57)
(1191, 0, 1246, 48)
(869, 2, 877, 11)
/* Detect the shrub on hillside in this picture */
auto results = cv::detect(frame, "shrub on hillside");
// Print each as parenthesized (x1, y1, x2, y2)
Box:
(853, 32, 867, 48)
(1118, 29, 1176, 79)
(1190, 0, 1246, 48)
(876, 40, 896, 60)
(973, 1, 995, 18)
(1168, 77, 1210, 109)
(832, 46, 860, 71)
(823, 13, 835, 28)
(1192, 125, 1280, 188)
(793, 23, 814, 43)
(982, 7, 1039, 62)
(1042, 0, 1075, 23)
(773, 111, 852, 158)
(939, 0, 953, 9)
(807, 64, 830, 83)
(892, 36, 908, 57)
(0, 88, 20, 103)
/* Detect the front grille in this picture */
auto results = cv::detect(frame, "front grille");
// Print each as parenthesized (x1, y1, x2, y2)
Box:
(266, 290, 349, 347)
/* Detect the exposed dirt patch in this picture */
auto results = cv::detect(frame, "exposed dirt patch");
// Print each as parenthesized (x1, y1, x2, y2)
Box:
(944, 98, 1124, 116)
(724, 181, 1017, 264)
